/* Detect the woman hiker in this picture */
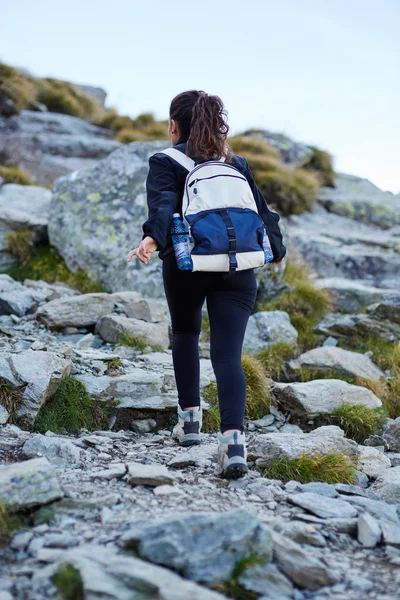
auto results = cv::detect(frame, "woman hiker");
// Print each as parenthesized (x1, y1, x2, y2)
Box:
(127, 91, 286, 479)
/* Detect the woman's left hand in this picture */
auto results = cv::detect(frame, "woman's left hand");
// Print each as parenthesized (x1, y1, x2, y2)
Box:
(127, 236, 158, 265)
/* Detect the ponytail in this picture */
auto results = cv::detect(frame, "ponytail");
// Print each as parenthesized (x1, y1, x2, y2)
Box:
(169, 90, 232, 162)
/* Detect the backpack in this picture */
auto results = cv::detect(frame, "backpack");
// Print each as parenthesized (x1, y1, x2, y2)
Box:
(160, 147, 274, 273)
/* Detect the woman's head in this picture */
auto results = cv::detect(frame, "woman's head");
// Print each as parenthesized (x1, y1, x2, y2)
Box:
(169, 90, 232, 161)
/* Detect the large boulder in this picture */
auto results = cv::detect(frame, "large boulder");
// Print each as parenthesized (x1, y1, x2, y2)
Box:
(318, 173, 400, 229)
(36, 293, 116, 329)
(48, 140, 168, 295)
(0, 349, 72, 423)
(243, 310, 298, 353)
(0, 183, 51, 269)
(284, 204, 400, 289)
(0, 110, 121, 186)
(272, 379, 382, 417)
(95, 314, 169, 349)
(289, 346, 385, 381)
(0, 457, 63, 510)
(247, 425, 358, 465)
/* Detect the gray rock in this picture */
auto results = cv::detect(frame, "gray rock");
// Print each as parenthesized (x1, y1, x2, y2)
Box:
(272, 379, 382, 417)
(125, 462, 175, 486)
(9, 349, 71, 423)
(357, 513, 382, 547)
(383, 422, 400, 452)
(288, 492, 358, 519)
(0, 110, 122, 186)
(289, 346, 385, 381)
(0, 403, 9, 424)
(111, 291, 168, 322)
(344, 496, 399, 523)
(318, 172, 400, 229)
(89, 465, 127, 480)
(243, 310, 298, 353)
(10, 530, 34, 551)
(23, 434, 81, 465)
(274, 520, 326, 546)
(121, 509, 273, 585)
(315, 277, 398, 312)
(33, 543, 226, 600)
(247, 425, 357, 465)
(387, 453, 400, 467)
(238, 563, 294, 598)
(380, 519, 400, 547)
(95, 313, 169, 349)
(272, 531, 338, 590)
(36, 293, 116, 329)
(370, 293, 400, 324)
(356, 445, 391, 478)
(285, 204, 400, 289)
(0, 457, 63, 509)
(248, 130, 313, 166)
(0, 274, 51, 317)
(315, 311, 400, 343)
(370, 466, 400, 503)
(300, 482, 339, 498)
(334, 483, 368, 497)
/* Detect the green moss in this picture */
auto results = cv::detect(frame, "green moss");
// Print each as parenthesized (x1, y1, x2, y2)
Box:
(302, 147, 335, 187)
(34, 378, 109, 434)
(96, 109, 168, 142)
(217, 552, 269, 599)
(324, 403, 388, 444)
(36, 88, 81, 117)
(6, 229, 35, 263)
(106, 357, 122, 375)
(52, 564, 84, 600)
(256, 342, 298, 381)
(263, 452, 357, 484)
(257, 260, 332, 350)
(0, 165, 33, 185)
(0, 502, 22, 547)
(5, 243, 104, 293)
(200, 315, 210, 342)
(202, 356, 270, 432)
(117, 331, 149, 351)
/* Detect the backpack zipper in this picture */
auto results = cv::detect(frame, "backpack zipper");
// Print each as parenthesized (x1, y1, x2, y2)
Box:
(188, 173, 247, 188)
(185, 163, 247, 207)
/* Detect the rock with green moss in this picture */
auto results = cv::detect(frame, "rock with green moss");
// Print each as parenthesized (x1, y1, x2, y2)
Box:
(289, 346, 385, 381)
(95, 313, 169, 350)
(0, 456, 63, 510)
(272, 379, 382, 418)
(315, 310, 400, 343)
(243, 310, 298, 353)
(318, 173, 400, 229)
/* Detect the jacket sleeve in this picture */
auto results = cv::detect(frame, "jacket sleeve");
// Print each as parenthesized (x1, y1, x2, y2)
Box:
(142, 154, 180, 251)
(243, 159, 287, 262)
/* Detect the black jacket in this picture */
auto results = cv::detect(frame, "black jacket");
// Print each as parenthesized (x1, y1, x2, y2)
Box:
(142, 133, 287, 262)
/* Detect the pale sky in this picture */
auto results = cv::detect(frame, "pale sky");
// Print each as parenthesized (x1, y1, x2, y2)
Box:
(2, 0, 399, 193)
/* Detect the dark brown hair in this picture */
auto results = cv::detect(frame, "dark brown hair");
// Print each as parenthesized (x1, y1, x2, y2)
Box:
(169, 90, 232, 162)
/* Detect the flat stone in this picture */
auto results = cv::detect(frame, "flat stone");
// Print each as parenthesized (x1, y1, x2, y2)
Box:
(95, 313, 169, 350)
(89, 465, 127, 480)
(243, 310, 298, 353)
(357, 513, 382, 548)
(36, 293, 116, 329)
(0, 274, 49, 317)
(300, 482, 339, 498)
(334, 483, 368, 497)
(315, 311, 400, 343)
(22, 434, 81, 465)
(247, 425, 358, 464)
(0, 457, 63, 509)
(272, 379, 382, 417)
(274, 520, 326, 546)
(380, 519, 400, 547)
(125, 462, 175, 487)
(238, 563, 294, 598)
(167, 444, 218, 468)
(121, 509, 273, 585)
(370, 466, 400, 503)
(289, 346, 385, 381)
(356, 445, 391, 478)
(288, 492, 358, 519)
(344, 496, 399, 523)
(315, 277, 398, 312)
(272, 531, 338, 590)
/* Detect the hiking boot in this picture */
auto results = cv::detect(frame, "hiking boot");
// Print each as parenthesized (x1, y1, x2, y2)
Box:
(215, 430, 248, 479)
(172, 406, 202, 446)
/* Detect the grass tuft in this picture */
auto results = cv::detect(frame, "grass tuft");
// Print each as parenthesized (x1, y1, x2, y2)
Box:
(256, 342, 298, 381)
(5, 243, 104, 293)
(51, 564, 84, 600)
(0, 165, 33, 185)
(6, 229, 35, 263)
(256, 260, 332, 350)
(34, 377, 109, 434)
(325, 403, 388, 444)
(0, 379, 23, 416)
(263, 452, 357, 484)
(0, 502, 22, 547)
(117, 331, 149, 351)
(301, 147, 335, 187)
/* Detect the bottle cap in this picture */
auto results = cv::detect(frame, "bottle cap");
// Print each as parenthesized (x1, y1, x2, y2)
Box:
(172, 213, 180, 218)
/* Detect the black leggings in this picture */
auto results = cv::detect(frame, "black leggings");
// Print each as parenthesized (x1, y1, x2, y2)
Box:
(162, 252, 258, 433)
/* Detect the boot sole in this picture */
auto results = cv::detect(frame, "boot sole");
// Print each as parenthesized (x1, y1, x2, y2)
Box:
(180, 438, 201, 447)
(223, 463, 248, 479)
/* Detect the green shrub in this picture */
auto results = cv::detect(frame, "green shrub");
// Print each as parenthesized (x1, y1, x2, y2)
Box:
(52, 564, 84, 600)
(263, 452, 357, 484)
(0, 165, 33, 185)
(202, 356, 271, 432)
(34, 378, 109, 434)
(256, 342, 298, 381)
(325, 403, 388, 443)
(302, 147, 335, 188)
(36, 88, 81, 117)
(116, 127, 147, 143)
(257, 260, 332, 350)
(229, 135, 280, 159)
(6, 243, 104, 293)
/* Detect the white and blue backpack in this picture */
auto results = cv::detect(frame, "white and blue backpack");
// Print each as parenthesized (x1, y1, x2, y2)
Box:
(161, 148, 274, 273)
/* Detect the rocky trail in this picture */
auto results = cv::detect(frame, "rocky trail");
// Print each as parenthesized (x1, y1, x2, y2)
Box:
(0, 106, 400, 599)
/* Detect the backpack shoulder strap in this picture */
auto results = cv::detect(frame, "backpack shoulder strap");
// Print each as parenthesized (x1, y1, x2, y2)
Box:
(159, 148, 196, 172)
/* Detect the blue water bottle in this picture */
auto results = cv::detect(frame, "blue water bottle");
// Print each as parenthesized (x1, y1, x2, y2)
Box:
(262, 228, 274, 263)
(170, 213, 193, 270)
